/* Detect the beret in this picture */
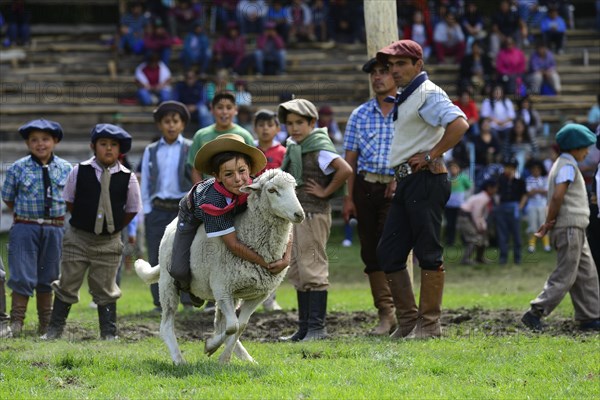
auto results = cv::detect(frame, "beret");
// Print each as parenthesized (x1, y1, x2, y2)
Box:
(18, 119, 64, 142)
(277, 99, 319, 124)
(362, 57, 381, 73)
(153, 100, 190, 125)
(555, 123, 597, 151)
(90, 123, 132, 154)
(376, 39, 423, 63)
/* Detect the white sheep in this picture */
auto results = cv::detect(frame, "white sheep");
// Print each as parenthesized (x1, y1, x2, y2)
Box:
(135, 169, 304, 364)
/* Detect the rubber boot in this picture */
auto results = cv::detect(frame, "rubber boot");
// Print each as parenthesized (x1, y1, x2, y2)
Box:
(461, 244, 475, 265)
(407, 268, 445, 339)
(387, 269, 418, 339)
(41, 297, 71, 340)
(98, 303, 118, 340)
(36, 291, 53, 335)
(475, 246, 490, 264)
(367, 271, 397, 335)
(9, 292, 29, 336)
(0, 282, 11, 338)
(279, 291, 309, 341)
(302, 290, 328, 341)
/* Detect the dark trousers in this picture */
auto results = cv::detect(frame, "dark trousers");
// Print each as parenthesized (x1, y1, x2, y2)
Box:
(377, 172, 450, 272)
(145, 208, 191, 307)
(494, 202, 522, 264)
(169, 203, 201, 284)
(587, 204, 600, 283)
(444, 206, 460, 246)
(353, 174, 392, 273)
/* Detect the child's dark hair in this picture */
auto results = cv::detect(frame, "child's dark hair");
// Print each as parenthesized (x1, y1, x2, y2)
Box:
(209, 151, 253, 175)
(254, 109, 279, 126)
(212, 91, 236, 107)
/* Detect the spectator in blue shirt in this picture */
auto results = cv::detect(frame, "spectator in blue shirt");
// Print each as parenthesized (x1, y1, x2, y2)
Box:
(540, 6, 567, 54)
(180, 22, 211, 74)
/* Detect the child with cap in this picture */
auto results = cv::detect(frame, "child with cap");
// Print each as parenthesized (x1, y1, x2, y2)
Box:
(278, 98, 353, 341)
(42, 124, 142, 340)
(141, 101, 195, 311)
(168, 134, 292, 301)
(187, 91, 255, 183)
(1, 119, 73, 337)
(522, 123, 599, 332)
(253, 108, 287, 311)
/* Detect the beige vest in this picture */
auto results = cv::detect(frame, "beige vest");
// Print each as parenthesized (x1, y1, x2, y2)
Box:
(548, 155, 590, 229)
(389, 80, 445, 167)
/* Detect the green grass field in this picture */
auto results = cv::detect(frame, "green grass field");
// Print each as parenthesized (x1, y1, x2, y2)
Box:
(0, 226, 598, 399)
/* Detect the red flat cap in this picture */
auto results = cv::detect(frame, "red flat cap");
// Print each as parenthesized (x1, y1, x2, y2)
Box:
(376, 39, 423, 63)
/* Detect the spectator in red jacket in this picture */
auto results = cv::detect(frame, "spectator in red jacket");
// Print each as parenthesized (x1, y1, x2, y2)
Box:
(213, 21, 252, 75)
(453, 88, 480, 139)
(495, 37, 527, 96)
(143, 20, 173, 66)
(254, 21, 286, 75)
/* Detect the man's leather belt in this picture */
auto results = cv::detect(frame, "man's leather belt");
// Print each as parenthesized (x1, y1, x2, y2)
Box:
(14, 215, 64, 227)
(152, 198, 181, 211)
(359, 171, 395, 184)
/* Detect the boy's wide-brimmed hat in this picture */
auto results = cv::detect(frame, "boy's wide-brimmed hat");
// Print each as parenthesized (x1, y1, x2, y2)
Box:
(153, 100, 191, 125)
(194, 134, 267, 175)
(19, 118, 64, 142)
(90, 123, 132, 154)
(376, 39, 423, 63)
(277, 98, 319, 124)
(555, 123, 597, 151)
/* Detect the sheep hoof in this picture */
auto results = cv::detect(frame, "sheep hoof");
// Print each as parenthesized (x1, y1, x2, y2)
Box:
(204, 340, 219, 357)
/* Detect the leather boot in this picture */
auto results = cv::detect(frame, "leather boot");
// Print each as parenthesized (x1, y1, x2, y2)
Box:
(367, 271, 397, 335)
(280, 291, 310, 341)
(0, 283, 11, 338)
(461, 244, 475, 265)
(387, 269, 418, 338)
(36, 291, 53, 335)
(475, 246, 490, 264)
(407, 268, 445, 339)
(10, 292, 29, 336)
(302, 290, 328, 341)
(41, 297, 71, 340)
(98, 303, 118, 340)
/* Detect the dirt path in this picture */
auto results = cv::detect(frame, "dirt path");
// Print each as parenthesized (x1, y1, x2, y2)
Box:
(114, 307, 594, 342)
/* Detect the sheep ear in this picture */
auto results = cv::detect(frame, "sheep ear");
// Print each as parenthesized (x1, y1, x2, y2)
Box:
(240, 181, 261, 193)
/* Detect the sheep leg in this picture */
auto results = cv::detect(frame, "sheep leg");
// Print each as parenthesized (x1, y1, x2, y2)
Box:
(205, 306, 226, 357)
(160, 283, 184, 365)
(229, 297, 264, 363)
(216, 296, 239, 335)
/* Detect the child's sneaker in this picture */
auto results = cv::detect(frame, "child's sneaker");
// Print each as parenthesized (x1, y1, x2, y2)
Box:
(527, 245, 535, 253)
(342, 239, 352, 247)
(544, 246, 552, 252)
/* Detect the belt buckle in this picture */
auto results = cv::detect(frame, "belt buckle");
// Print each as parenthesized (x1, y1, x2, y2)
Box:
(36, 218, 44, 225)
(395, 163, 413, 180)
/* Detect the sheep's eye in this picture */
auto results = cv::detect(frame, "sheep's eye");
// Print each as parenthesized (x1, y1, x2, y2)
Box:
(267, 188, 278, 195)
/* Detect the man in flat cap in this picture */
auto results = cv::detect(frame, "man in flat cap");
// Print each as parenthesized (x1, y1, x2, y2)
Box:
(342, 58, 398, 336)
(375, 39, 469, 339)
(522, 123, 599, 332)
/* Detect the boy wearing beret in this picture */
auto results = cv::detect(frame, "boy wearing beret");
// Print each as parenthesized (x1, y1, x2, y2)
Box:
(141, 101, 195, 310)
(1, 119, 73, 336)
(42, 124, 142, 340)
(522, 123, 599, 332)
(278, 98, 353, 341)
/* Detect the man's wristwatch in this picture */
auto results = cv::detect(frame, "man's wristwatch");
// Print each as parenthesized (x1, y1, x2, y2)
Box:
(424, 153, 432, 163)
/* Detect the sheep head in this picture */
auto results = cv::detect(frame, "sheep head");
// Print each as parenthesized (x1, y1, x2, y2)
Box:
(241, 169, 305, 224)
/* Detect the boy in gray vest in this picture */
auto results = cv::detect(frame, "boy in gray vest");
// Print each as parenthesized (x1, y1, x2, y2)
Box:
(140, 101, 197, 310)
(522, 124, 599, 332)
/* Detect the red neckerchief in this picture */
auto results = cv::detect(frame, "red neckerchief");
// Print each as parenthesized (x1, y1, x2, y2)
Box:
(199, 179, 250, 216)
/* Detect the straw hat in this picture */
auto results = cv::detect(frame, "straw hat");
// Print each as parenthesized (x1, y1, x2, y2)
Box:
(194, 134, 267, 175)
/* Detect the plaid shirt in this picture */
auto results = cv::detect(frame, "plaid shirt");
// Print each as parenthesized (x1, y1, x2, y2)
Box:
(1, 154, 73, 218)
(343, 98, 396, 175)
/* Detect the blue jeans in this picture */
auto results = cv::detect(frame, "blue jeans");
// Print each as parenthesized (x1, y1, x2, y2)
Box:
(254, 49, 286, 74)
(138, 87, 172, 106)
(7, 223, 64, 296)
(495, 202, 522, 264)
